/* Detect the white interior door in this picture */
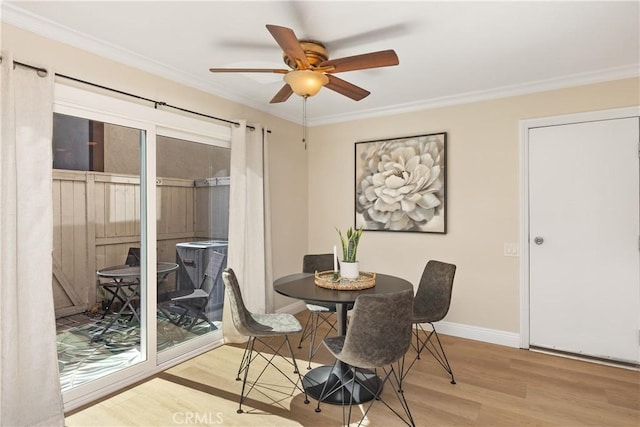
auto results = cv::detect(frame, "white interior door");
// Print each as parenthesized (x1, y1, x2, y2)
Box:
(529, 117, 640, 364)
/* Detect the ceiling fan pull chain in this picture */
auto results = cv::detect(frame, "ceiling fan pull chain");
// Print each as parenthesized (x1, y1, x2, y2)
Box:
(302, 95, 308, 150)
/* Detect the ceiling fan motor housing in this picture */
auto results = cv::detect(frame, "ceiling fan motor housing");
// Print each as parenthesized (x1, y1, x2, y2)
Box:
(284, 40, 328, 69)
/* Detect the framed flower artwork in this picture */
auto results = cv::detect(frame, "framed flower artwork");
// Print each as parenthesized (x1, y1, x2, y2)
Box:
(354, 132, 447, 233)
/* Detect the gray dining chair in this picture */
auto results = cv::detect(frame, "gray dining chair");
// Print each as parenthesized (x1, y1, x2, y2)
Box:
(402, 260, 457, 385)
(222, 268, 309, 414)
(315, 289, 415, 427)
(298, 253, 339, 369)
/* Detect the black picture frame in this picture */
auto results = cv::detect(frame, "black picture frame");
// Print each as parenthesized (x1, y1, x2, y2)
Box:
(354, 132, 447, 233)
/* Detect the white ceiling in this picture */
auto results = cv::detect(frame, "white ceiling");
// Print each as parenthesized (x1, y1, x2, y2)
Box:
(3, 1, 639, 125)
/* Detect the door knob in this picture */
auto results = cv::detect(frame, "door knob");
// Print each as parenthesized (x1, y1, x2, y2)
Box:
(534, 236, 544, 245)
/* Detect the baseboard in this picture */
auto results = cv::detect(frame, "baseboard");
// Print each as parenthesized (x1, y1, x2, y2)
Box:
(277, 301, 520, 348)
(419, 321, 520, 348)
(276, 300, 307, 315)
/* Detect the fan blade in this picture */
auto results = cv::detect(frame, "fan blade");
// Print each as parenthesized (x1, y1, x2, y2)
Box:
(209, 68, 288, 74)
(319, 50, 399, 73)
(270, 84, 294, 103)
(325, 75, 370, 101)
(266, 24, 311, 69)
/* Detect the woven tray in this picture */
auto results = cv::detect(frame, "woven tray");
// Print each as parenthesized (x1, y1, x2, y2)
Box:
(314, 270, 376, 290)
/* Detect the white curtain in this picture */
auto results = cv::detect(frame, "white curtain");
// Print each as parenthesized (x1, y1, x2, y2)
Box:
(0, 53, 64, 426)
(223, 121, 273, 342)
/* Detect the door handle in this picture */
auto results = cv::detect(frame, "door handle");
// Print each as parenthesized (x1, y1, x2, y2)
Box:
(534, 236, 544, 245)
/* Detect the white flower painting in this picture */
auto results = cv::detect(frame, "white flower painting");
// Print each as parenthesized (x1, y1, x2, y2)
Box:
(355, 133, 446, 233)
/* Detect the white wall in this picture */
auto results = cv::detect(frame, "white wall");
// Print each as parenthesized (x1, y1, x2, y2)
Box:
(307, 78, 639, 339)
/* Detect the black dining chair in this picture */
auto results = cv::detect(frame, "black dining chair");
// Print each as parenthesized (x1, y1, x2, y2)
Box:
(315, 289, 415, 427)
(401, 260, 457, 385)
(222, 268, 309, 414)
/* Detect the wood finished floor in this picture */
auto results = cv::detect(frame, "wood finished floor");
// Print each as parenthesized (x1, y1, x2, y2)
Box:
(65, 311, 640, 426)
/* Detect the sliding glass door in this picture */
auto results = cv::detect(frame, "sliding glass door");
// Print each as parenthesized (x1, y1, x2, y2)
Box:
(52, 84, 232, 410)
(53, 111, 152, 397)
(155, 134, 230, 356)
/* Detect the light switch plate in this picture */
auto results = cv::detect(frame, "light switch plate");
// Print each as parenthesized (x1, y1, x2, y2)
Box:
(504, 243, 519, 257)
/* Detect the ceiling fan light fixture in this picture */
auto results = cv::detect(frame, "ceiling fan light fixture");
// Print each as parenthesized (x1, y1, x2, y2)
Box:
(284, 70, 329, 97)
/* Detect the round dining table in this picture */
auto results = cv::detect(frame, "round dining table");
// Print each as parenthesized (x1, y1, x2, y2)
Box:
(273, 272, 413, 404)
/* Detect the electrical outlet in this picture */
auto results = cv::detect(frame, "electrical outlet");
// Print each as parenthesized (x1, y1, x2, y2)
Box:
(504, 243, 519, 257)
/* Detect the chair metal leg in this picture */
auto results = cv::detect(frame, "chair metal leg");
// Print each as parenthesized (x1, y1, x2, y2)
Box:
(284, 336, 310, 405)
(345, 367, 358, 426)
(297, 313, 314, 349)
(235, 335, 309, 414)
(236, 337, 256, 413)
(357, 366, 415, 427)
(314, 359, 368, 418)
(427, 325, 456, 384)
(396, 355, 407, 392)
(383, 366, 416, 427)
(307, 312, 320, 369)
(318, 364, 415, 427)
(402, 322, 456, 386)
(314, 359, 348, 413)
(298, 310, 338, 369)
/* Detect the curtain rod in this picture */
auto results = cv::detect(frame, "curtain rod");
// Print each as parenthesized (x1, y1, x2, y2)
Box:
(1, 56, 269, 132)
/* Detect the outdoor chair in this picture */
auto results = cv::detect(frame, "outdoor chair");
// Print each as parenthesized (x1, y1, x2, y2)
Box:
(222, 268, 309, 414)
(125, 247, 141, 266)
(402, 260, 457, 385)
(159, 251, 226, 331)
(315, 289, 415, 427)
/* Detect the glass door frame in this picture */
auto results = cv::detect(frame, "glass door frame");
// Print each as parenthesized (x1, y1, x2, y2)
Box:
(55, 84, 231, 411)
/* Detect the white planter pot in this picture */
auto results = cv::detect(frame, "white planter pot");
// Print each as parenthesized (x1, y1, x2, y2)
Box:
(340, 261, 360, 279)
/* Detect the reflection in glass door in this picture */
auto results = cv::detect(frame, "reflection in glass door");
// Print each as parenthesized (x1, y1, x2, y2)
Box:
(53, 112, 149, 392)
(155, 135, 230, 352)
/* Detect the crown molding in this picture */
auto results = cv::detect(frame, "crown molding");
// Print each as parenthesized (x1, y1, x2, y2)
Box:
(3, 3, 638, 128)
(308, 64, 640, 126)
(1, 3, 284, 118)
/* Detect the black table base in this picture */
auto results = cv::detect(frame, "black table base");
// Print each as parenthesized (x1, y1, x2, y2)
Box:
(303, 362, 382, 404)
(274, 273, 412, 406)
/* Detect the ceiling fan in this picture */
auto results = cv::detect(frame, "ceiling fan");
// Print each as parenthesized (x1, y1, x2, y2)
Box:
(209, 24, 399, 104)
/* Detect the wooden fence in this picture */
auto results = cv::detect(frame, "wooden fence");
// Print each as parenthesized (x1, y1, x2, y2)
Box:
(52, 170, 198, 318)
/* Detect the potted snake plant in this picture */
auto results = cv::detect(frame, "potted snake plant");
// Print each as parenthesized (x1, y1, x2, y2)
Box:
(336, 225, 364, 279)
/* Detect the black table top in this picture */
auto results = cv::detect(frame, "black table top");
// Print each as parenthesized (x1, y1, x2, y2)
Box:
(273, 272, 413, 304)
